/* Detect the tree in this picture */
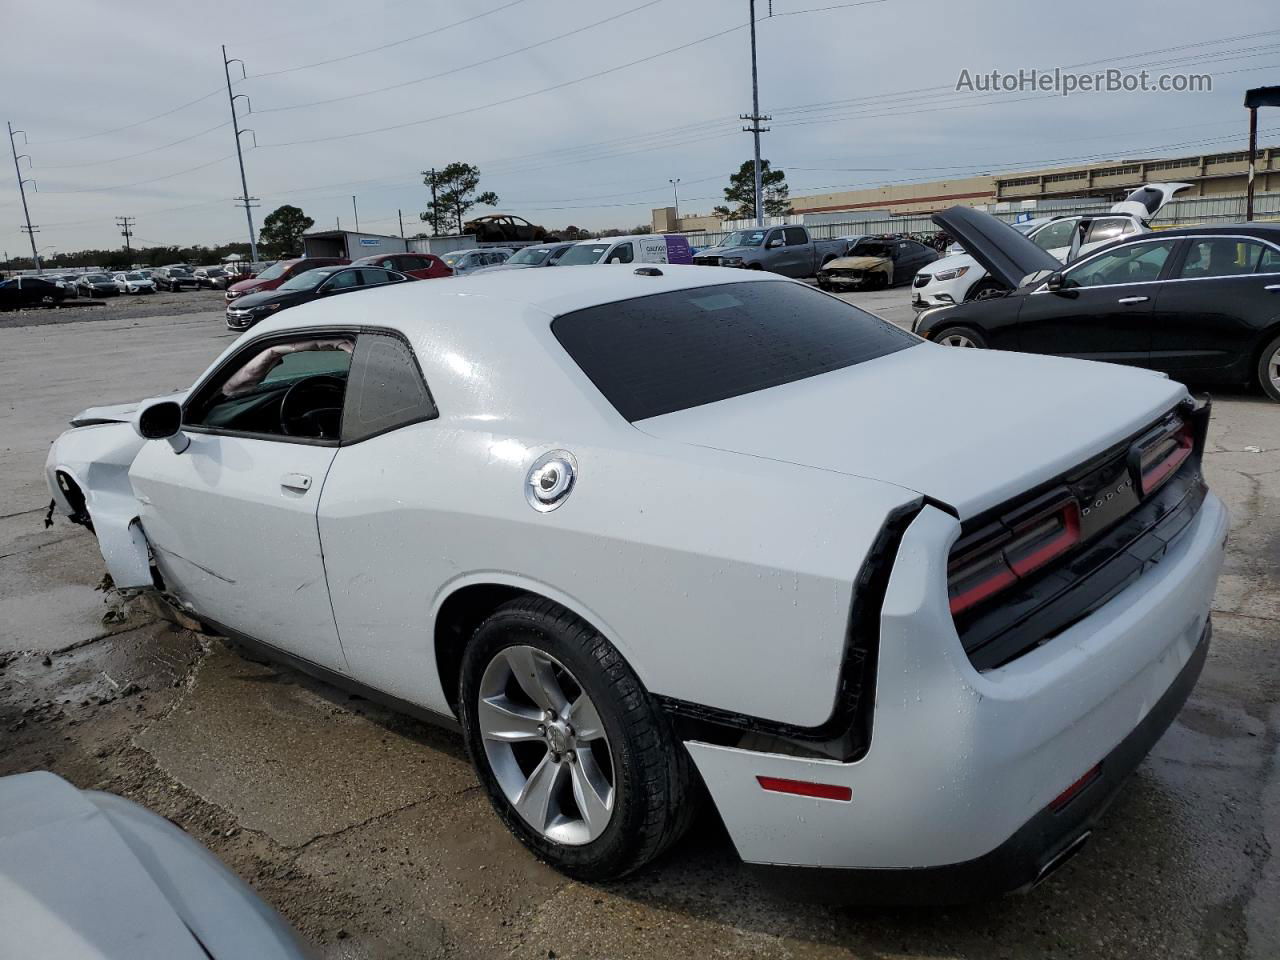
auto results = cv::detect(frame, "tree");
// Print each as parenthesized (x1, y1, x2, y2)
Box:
(258, 205, 314, 258)
(715, 160, 792, 220)
(420, 163, 499, 235)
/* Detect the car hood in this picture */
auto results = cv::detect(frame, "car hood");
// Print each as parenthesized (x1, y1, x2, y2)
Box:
(932, 206, 1060, 290)
(636, 343, 1183, 519)
(0, 772, 310, 960)
(1108, 181, 1192, 221)
(228, 277, 267, 295)
(472, 262, 535, 272)
(233, 289, 306, 310)
(69, 389, 188, 426)
(823, 255, 889, 270)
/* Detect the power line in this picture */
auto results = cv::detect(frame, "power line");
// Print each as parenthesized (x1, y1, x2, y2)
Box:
(37, 121, 231, 170)
(249, 0, 529, 80)
(257, 0, 664, 114)
(41, 153, 238, 194)
(27, 87, 226, 146)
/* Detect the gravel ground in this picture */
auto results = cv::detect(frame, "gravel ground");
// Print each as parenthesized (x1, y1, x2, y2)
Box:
(0, 288, 228, 328)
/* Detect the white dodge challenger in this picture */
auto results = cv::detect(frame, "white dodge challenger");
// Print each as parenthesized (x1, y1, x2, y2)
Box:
(46, 265, 1227, 900)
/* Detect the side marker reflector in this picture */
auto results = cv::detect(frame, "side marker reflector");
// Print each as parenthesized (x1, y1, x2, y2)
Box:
(756, 776, 852, 802)
(1050, 763, 1102, 812)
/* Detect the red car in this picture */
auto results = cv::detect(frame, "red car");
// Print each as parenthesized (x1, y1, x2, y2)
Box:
(351, 252, 452, 280)
(224, 257, 349, 302)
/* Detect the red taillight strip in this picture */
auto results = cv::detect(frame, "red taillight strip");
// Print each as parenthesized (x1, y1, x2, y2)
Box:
(1140, 424, 1193, 495)
(1007, 502, 1081, 577)
(756, 776, 853, 802)
(1050, 763, 1102, 812)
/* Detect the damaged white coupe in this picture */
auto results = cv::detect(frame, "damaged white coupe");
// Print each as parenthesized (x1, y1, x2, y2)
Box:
(46, 265, 1227, 900)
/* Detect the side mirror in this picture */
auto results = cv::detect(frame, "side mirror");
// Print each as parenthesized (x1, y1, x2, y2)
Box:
(133, 399, 188, 454)
(767, 237, 784, 249)
(1045, 272, 1064, 292)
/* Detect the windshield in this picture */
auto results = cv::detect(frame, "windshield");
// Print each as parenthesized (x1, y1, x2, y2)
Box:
(849, 241, 893, 258)
(553, 281, 917, 422)
(557, 243, 611, 266)
(720, 230, 766, 248)
(206, 268, 225, 276)
(1012, 222, 1038, 235)
(441, 252, 469, 266)
(170, 267, 192, 276)
(86, 275, 110, 282)
(279, 268, 336, 292)
(254, 261, 289, 281)
(509, 247, 552, 265)
(124, 272, 145, 280)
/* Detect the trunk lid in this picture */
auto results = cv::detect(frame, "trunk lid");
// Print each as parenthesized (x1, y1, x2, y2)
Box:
(1108, 181, 1192, 221)
(932, 206, 1061, 290)
(637, 344, 1184, 519)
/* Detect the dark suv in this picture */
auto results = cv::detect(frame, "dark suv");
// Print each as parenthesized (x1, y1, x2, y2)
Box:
(152, 266, 198, 292)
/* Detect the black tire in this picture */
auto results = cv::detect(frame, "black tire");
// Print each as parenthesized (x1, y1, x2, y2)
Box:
(1258, 332, 1280, 403)
(746, 262, 764, 270)
(964, 277, 1007, 302)
(816, 278, 831, 291)
(459, 597, 696, 880)
(932, 324, 987, 349)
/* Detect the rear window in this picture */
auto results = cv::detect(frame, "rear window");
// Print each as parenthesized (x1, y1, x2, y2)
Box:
(552, 281, 917, 421)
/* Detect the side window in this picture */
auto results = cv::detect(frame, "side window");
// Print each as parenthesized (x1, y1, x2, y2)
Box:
(341, 333, 437, 443)
(1177, 238, 1265, 279)
(1031, 219, 1078, 252)
(358, 268, 396, 287)
(1258, 246, 1280, 273)
(607, 243, 634, 264)
(765, 230, 783, 247)
(185, 337, 355, 441)
(783, 227, 808, 246)
(323, 270, 362, 292)
(1063, 240, 1178, 288)
(1084, 218, 1128, 245)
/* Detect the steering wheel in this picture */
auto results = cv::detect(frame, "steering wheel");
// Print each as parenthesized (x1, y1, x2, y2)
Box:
(279, 375, 346, 439)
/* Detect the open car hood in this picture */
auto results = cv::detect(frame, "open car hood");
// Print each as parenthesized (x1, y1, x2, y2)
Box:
(932, 206, 1060, 290)
(1108, 182, 1192, 221)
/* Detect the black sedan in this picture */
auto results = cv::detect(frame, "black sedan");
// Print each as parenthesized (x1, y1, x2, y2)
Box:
(0, 276, 69, 310)
(76, 274, 120, 298)
(225, 264, 411, 331)
(915, 208, 1280, 402)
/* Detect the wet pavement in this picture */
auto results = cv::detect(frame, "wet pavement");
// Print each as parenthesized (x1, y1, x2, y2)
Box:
(1, 297, 1277, 959)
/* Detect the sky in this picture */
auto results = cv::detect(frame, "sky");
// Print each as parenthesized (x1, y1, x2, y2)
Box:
(2, 0, 1278, 257)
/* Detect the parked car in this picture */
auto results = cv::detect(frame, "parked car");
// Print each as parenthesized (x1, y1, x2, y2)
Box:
(225, 257, 348, 302)
(817, 236, 940, 290)
(151, 266, 198, 292)
(114, 270, 157, 294)
(194, 266, 232, 289)
(912, 182, 1191, 309)
(692, 225, 846, 277)
(439, 247, 513, 275)
(0, 771, 311, 959)
(471, 242, 577, 273)
(351, 252, 452, 280)
(45, 274, 81, 297)
(47, 265, 1226, 900)
(225, 264, 410, 331)
(915, 209, 1280, 402)
(77, 273, 120, 298)
(0, 275, 68, 309)
(554, 235, 693, 267)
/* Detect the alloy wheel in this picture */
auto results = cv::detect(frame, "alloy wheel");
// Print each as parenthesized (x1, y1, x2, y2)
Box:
(939, 333, 977, 347)
(477, 645, 614, 845)
(1269, 344, 1280, 393)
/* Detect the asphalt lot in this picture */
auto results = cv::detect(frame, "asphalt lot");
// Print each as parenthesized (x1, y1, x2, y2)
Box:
(0, 288, 1277, 959)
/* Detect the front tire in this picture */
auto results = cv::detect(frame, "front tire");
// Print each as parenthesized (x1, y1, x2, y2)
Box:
(459, 597, 695, 880)
(1258, 333, 1280, 403)
(964, 278, 1007, 302)
(932, 324, 987, 348)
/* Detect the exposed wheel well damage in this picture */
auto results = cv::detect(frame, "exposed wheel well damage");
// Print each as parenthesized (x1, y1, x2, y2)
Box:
(54, 470, 92, 529)
(433, 584, 529, 710)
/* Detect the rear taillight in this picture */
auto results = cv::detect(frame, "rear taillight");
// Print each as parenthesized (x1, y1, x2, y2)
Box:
(948, 497, 1081, 616)
(1134, 420, 1193, 496)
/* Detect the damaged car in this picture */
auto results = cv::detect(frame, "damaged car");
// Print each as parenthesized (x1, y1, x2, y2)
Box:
(915, 207, 1280, 403)
(46, 265, 1227, 900)
(817, 235, 939, 291)
(912, 182, 1191, 309)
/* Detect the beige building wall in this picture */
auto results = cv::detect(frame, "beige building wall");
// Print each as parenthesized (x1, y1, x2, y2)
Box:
(788, 175, 996, 216)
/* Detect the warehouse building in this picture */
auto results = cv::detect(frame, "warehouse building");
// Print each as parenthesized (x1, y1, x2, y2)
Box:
(654, 144, 1280, 231)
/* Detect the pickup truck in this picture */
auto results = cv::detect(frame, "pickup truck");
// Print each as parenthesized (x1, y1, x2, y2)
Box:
(691, 225, 847, 277)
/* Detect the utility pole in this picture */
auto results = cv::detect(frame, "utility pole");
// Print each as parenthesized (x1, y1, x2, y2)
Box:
(429, 167, 439, 236)
(7, 122, 41, 273)
(352, 195, 360, 232)
(398, 208, 405, 238)
(1244, 86, 1280, 221)
(222, 46, 259, 263)
(669, 178, 681, 221)
(116, 216, 136, 264)
(741, 0, 770, 227)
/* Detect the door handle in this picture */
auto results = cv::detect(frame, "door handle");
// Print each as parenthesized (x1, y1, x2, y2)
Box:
(280, 473, 312, 492)
(1116, 296, 1149, 304)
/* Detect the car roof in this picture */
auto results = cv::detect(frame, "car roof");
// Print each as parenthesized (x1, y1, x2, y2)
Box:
(569, 234, 663, 246)
(1127, 221, 1280, 239)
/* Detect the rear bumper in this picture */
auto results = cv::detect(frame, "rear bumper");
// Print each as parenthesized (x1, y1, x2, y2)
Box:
(685, 494, 1227, 894)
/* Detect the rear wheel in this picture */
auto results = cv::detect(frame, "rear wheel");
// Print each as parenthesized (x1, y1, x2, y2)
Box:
(459, 597, 695, 880)
(1258, 333, 1280, 403)
(932, 325, 987, 349)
